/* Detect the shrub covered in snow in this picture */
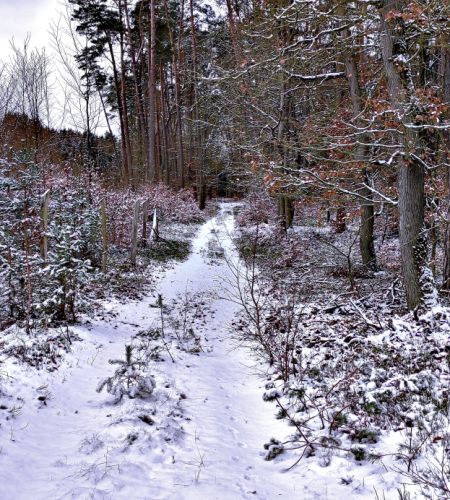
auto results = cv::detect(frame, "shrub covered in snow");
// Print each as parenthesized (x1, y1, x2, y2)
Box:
(99, 183, 205, 248)
(231, 204, 450, 498)
(0, 157, 98, 326)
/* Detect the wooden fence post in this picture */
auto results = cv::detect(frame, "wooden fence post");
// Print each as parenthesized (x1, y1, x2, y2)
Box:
(141, 200, 149, 246)
(101, 199, 108, 273)
(149, 208, 159, 243)
(40, 190, 50, 261)
(130, 200, 140, 267)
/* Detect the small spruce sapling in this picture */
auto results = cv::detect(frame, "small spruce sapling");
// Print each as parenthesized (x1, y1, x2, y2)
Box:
(96, 345, 155, 403)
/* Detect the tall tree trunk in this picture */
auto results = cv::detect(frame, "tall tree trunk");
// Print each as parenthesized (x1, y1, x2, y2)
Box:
(359, 175, 376, 268)
(189, 0, 206, 208)
(124, 0, 150, 180)
(148, 0, 157, 182)
(163, 0, 185, 189)
(441, 46, 450, 290)
(107, 38, 131, 184)
(173, 57, 185, 189)
(98, 88, 120, 173)
(379, 0, 430, 309)
(119, 25, 134, 185)
(175, 0, 186, 189)
(344, 52, 377, 269)
(225, 0, 241, 64)
(159, 64, 169, 184)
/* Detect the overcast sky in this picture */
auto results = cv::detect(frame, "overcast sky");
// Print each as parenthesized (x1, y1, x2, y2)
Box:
(0, 0, 60, 60)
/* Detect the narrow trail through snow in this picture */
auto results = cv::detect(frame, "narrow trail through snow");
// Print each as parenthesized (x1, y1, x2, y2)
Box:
(1, 203, 306, 500)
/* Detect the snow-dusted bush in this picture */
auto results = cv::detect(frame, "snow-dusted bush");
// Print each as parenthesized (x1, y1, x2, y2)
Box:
(399, 430, 450, 498)
(285, 305, 450, 433)
(101, 183, 205, 248)
(0, 156, 205, 327)
(236, 190, 277, 227)
(167, 290, 210, 351)
(97, 345, 156, 403)
(238, 278, 450, 494)
(0, 156, 42, 323)
(37, 224, 93, 321)
(2, 326, 80, 370)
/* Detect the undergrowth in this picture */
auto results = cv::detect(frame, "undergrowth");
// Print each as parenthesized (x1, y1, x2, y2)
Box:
(231, 194, 450, 498)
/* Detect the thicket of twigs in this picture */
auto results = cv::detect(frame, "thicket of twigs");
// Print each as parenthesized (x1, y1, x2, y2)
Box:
(0, 155, 204, 329)
(231, 194, 450, 498)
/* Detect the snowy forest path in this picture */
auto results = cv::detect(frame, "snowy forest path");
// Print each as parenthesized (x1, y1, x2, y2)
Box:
(1, 202, 301, 500)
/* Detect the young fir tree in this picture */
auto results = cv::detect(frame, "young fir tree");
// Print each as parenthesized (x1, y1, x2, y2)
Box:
(97, 344, 156, 403)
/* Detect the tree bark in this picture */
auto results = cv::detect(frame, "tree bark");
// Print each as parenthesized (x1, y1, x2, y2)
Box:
(441, 46, 450, 290)
(379, 0, 429, 309)
(101, 198, 108, 273)
(163, 0, 185, 189)
(124, 0, 150, 180)
(107, 38, 131, 184)
(130, 200, 140, 267)
(176, 0, 186, 189)
(148, 0, 158, 182)
(359, 174, 376, 268)
(344, 53, 377, 269)
(40, 190, 50, 262)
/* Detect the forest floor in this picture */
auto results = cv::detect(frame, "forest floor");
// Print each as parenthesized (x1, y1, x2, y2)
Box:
(0, 202, 422, 499)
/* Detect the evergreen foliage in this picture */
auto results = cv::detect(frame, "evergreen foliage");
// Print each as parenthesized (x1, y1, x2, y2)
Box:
(96, 344, 155, 403)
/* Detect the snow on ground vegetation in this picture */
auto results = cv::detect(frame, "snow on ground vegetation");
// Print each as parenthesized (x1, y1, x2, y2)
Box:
(0, 200, 447, 499)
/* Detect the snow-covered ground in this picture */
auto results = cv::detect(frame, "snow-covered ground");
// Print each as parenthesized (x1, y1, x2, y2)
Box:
(1, 202, 406, 499)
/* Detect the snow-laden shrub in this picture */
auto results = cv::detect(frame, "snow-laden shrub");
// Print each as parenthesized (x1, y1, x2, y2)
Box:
(2, 326, 80, 370)
(101, 183, 205, 248)
(97, 345, 156, 403)
(231, 210, 450, 496)
(239, 284, 450, 493)
(36, 224, 93, 321)
(398, 429, 450, 498)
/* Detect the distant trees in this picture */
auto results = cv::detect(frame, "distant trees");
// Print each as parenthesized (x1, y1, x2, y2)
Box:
(0, 38, 52, 156)
(65, 0, 221, 196)
(50, 6, 112, 171)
